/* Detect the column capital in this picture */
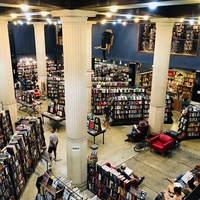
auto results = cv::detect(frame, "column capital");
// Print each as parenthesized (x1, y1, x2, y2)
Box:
(0, 16, 11, 24)
(150, 17, 177, 26)
(51, 9, 97, 24)
(32, 22, 46, 27)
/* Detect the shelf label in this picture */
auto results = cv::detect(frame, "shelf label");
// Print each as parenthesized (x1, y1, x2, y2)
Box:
(72, 146, 80, 151)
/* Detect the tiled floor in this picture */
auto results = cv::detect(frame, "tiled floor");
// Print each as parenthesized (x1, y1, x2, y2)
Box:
(18, 99, 199, 199)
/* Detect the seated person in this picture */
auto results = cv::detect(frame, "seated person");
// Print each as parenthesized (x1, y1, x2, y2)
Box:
(33, 89, 40, 100)
(162, 186, 185, 200)
(117, 163, 145, 186)
(167, 170, 200, 190)
(125, 120, 148, 142)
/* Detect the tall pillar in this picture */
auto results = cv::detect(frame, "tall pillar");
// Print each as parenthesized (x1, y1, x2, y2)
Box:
(149, 19, 174, 134)
(0, 17, 17, 126)
(86, 22, 95, 113)
(33, 22, 47, 88)
(52, 10, 97, 189)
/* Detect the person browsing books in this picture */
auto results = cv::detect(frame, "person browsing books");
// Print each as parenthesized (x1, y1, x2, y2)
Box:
(48, 127, 59, 167)
(117, 163, 145, 185)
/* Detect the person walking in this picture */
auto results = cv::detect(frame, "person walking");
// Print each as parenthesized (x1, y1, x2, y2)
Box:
(103, 102, 111, 129)
(48, 127, 59, 167)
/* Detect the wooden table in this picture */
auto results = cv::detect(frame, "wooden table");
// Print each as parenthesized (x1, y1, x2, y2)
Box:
(41, 112, 65, 130)
(87, 128, 106, 144)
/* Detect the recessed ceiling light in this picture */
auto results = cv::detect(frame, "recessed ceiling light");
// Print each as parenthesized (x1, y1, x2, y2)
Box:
(106, 13, 112, 18)
(189, 19, 194, 25)
(117, 19, 122, 23)
(11, 13, 17, 19)
(122, 21, 127, 26)
(18, 20, 23, 25)
(20, 4, 29, 11)
(179, 18, 184, 23)
(143, 15, 149, 20)
(110, 6, 118, 12)
(101, 19, 107, 24)
(149, 2, 158, 10)
(134, 18, 139, 23)
(126, 14, 132, 19)
(112, 21, 116, 25)
(41, 11, 48, 17)
(198, 20, 200, 25)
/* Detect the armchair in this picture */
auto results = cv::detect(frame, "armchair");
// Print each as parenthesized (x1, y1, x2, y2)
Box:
(150, 133, 175, 156)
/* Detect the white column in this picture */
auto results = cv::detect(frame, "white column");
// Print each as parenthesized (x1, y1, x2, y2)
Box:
(52, 9, 97, 190)
(86, 22, 95, 113)
(0, 17, 17, 127)
(33, 22, 47, 88)
(149, 18, 174, 134)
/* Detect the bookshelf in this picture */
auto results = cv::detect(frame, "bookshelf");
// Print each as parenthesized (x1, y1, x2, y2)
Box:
(87, 161, 143, 200)
(36, 170, 84, 200)
(17, 57, 38, 90)
(110, 89, 150, 125)
(178, 104, 200, 139)
(47, 61, 64, 99)
(138, 22, 200, 56)
(92, 59, 131, 115)
(0, 110, 13, 150)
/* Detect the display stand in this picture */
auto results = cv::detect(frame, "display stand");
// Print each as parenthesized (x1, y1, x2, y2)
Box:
(87, 116, 106, 144)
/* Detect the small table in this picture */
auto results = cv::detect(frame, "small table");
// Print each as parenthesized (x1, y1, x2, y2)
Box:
(41, 112, 65, 129)
(17, 100, 42, 116)
(87, 128, 106, 144)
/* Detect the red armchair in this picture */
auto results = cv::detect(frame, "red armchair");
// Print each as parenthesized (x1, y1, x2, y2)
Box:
(150, 133, 175, 156)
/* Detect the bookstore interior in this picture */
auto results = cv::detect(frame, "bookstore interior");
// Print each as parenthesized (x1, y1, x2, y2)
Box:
(1, 16, 200, 200)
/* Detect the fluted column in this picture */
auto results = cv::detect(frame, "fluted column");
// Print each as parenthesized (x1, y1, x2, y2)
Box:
(86, 21, 95, 113)
(149, 18, 174, 133)
(33, 22, 47, 88)
(52, 9, 97, 190)
(0, 17, 17, 127)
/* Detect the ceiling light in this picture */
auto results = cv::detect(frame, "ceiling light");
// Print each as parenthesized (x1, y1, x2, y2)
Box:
(110, 6, 118, 12)
(122, 21, 127, 26)
(20, 4, 29, 11)
(57, 20, 62, 24)
(134, 18, 139, 23)
(41, 11, 48, 17)
(179, 18, 184, 23)
(112, 21, 116, 25)
(101, 19, 107, 24)
(117, 19, 122, 23)
(149, 2, 158, 10)
(54, 22, 57, 25)
(189, 19, 194, 25)
(106, 13, 112, 18)
(13, 21, 17, 25)
(18, 20, 23, 25)
(11, 13, 17, 19)
(126, 14, 132, 19)
(143, 15, 149, 20)
(198, 20, 200, 25)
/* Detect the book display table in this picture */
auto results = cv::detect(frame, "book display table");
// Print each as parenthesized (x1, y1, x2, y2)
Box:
(17, 100, 42, 116)
(41, 111, 65, 129)
(87, 116, 106, 144)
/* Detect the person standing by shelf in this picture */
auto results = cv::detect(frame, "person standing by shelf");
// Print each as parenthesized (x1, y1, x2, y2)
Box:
(102, 102, 111, 129)
(48, 127, 59, 167)
(181, 94, 190, 110)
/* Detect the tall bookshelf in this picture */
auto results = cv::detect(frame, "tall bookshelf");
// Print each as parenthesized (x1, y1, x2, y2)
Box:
(0, 110, 13, 150)
(110, 89, 150, 125)
(47, 61, 64, 99)
(178, 104, 200, 139)
(17, 57, 38, 90)
(92, 59, 131, 115)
